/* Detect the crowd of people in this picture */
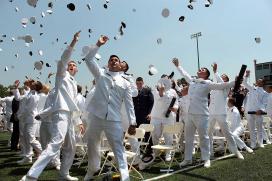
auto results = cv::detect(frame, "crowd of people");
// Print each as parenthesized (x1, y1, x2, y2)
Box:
(1, 31, 272, 181)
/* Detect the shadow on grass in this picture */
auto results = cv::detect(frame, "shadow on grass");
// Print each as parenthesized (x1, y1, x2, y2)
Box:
(8, 167, 30, 176)
(179, 172, 216, 181)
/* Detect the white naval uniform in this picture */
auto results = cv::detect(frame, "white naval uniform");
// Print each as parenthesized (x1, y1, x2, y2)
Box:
(150, 87, 178, 149)
(178, 95, 190, 150)
(227, 106, 248, 149)
(243, 77, 268, 148)
(208, 72, 238, 156)
(14, 89, 30, 156)
(22, 90, 42, 160)
(26, 46, 79, 179)
(176, 66, 234, 161)
(35, 93, 47, 138)
(0, 95, 14, 132)
(84, 45, 136, 181)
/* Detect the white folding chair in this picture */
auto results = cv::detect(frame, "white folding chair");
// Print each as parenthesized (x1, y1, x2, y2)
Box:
(151, 122, 183, 173)
(99, 128, 146, 180)
(139, 124, 154, 154)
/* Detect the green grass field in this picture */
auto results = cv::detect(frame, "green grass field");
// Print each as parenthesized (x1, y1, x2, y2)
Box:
(1, 131, 272, 181)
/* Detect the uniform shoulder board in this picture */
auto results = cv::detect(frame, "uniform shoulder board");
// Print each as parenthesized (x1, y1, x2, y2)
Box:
(121, 75, 129, 82)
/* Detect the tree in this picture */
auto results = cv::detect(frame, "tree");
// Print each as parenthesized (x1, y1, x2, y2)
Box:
(0, 84, 9, 98)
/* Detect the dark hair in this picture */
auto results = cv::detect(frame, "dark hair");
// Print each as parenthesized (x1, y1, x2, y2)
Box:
(136, 77, 143, 82)
(228, 98, 236, 105)
(35, 81, 43, 92)
(77, 85, 82, 94)
(202, 67, 210, 79)
(122, 61, 129, 72)
(108, 55, 120, 62)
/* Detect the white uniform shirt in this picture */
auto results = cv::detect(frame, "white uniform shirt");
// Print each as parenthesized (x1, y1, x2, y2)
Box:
(176, 66, 234, 116)
(76, 93, 86, 112)
(151, 88, 178, 121)
(0, 95, 14, 117)
(14, 88, 30, 121)
(85, 45, 136, 125)
(51, 46, 79, 113)
(243, 77, 268, 112)
(23, 90, 40, 124)
(227, 106, 243, 132)
(179, 95, 190, 121)
(266, 93, 272, 118)
(39, 89, 55, 122)
(37, 93, 47, 112)
(209, 73, 229, 115)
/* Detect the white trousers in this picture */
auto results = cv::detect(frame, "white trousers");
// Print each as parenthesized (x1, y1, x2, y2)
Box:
(246, 114, 263, 148)
(232, 127, 247, 149)
(208, 115, 238, 155)
(24, 123, 42, 159)
(86, 114, 129, 181)
(27, 111, 76, 178)
(40, 121, 60, 165)
(150, 118, 175, 156)
(19, 119, 27, 155)
(184, 114, 210, 161)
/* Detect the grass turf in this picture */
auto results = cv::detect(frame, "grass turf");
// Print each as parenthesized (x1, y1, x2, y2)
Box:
(0, 131, 272, 181)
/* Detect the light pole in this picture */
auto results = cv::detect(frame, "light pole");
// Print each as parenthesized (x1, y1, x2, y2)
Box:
(191, 32, 202, 70)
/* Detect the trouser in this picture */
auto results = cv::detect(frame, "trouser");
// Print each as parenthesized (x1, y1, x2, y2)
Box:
(208, 115, 238, 155)
(86, 114, 129, 181)
(184, 114, 210, 161)
(27, 111, 76, 178)
(19, 119, 27, 155)
(232, 127, 248, 149)
(40, 121, 60, 166)
(246, 114, 263, 148)
(11, 120, 19, 150)
(150, 118, 174, 148)
(24, 123, 42, 159)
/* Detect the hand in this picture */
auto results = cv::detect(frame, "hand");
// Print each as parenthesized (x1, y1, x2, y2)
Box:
(256, 110, 264, 115)
(128, 125, 136, 135)
(146, 114, 151, 121)
(14, 80, 20, 88)
(212, 63, 217, 73)
(245, 70, 250, 77)
(96, 35, 109, 47)
(35, 115, 41, 120)
(172, 58, 179, 67)
(169, 107, 177, 113)
(79, 124, 85, 134)
(73, 30, 81, 41)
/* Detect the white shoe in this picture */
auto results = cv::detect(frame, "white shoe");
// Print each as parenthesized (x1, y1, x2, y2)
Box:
(245, 147, 253, 153)
(259, 144, 265, 148)
(235, 151, 244, 160)
(179, 160, 192, 167)
(165, 153, 172, 162)
(204, 160, 211, 168)
(266, 140, 271, 144)
(17, 157, 32, 164)
(20, 175, 37, 181)
(59, 175, 78, 181)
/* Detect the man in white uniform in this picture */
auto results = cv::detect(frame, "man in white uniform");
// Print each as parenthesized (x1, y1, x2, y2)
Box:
(83, 36, 137, 181)
(208, 63, 244, 159)
(20, 31, 81, 181)
(173, 58, 235, 168)
(243, 70, 268, 149)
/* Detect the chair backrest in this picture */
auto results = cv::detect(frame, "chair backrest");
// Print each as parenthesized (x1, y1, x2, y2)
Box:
(139, 124, 154, 133)
(125, 128, 145, 139)
(162, 122, 183, 134)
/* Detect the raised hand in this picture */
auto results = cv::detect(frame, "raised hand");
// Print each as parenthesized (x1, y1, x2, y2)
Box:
(245, 70, 250, 77)
(172, 58, 179, 67)
(70, 30, 81, 48)
(96, 35, 109, 47)
(212, 62, 217, 73)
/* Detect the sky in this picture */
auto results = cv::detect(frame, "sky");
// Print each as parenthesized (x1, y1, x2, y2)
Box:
(0, 0, 272, 90)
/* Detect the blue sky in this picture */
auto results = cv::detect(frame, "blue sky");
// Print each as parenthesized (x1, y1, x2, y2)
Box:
(0, 0, 272, 89)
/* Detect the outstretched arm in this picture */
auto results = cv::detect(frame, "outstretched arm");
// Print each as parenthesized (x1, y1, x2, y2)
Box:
(85, 35, 109, 79)
(242, 70, 253, 91)
(57, 31, 81, 77)
(172, 58, 193, 83)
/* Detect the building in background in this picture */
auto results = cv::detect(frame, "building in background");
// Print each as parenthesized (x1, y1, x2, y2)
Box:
(254, 59, 272, 86)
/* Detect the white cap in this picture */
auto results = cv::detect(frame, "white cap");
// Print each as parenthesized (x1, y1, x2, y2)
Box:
(15, 53, 19, 58)
(29, 16, 36, 24)
(161, 8, 170, 18)
(46, 9, 53, 14)
(148, 65, 158, 75)
(157, 38, 162, 44)
(15, 7, 19, 12)
(21, 18, 29, 26)
(27, 0, 38, 8)
(87, 3, 91, 11)
(255, 37, 261, 43)
(11, 37, 15, 42)
(95, 53, 101, 60)
(38, 50, 43, 56)
(4, 66, 8, 71)
(34, 61, 43, 70)
(41, 11, 45, 18)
